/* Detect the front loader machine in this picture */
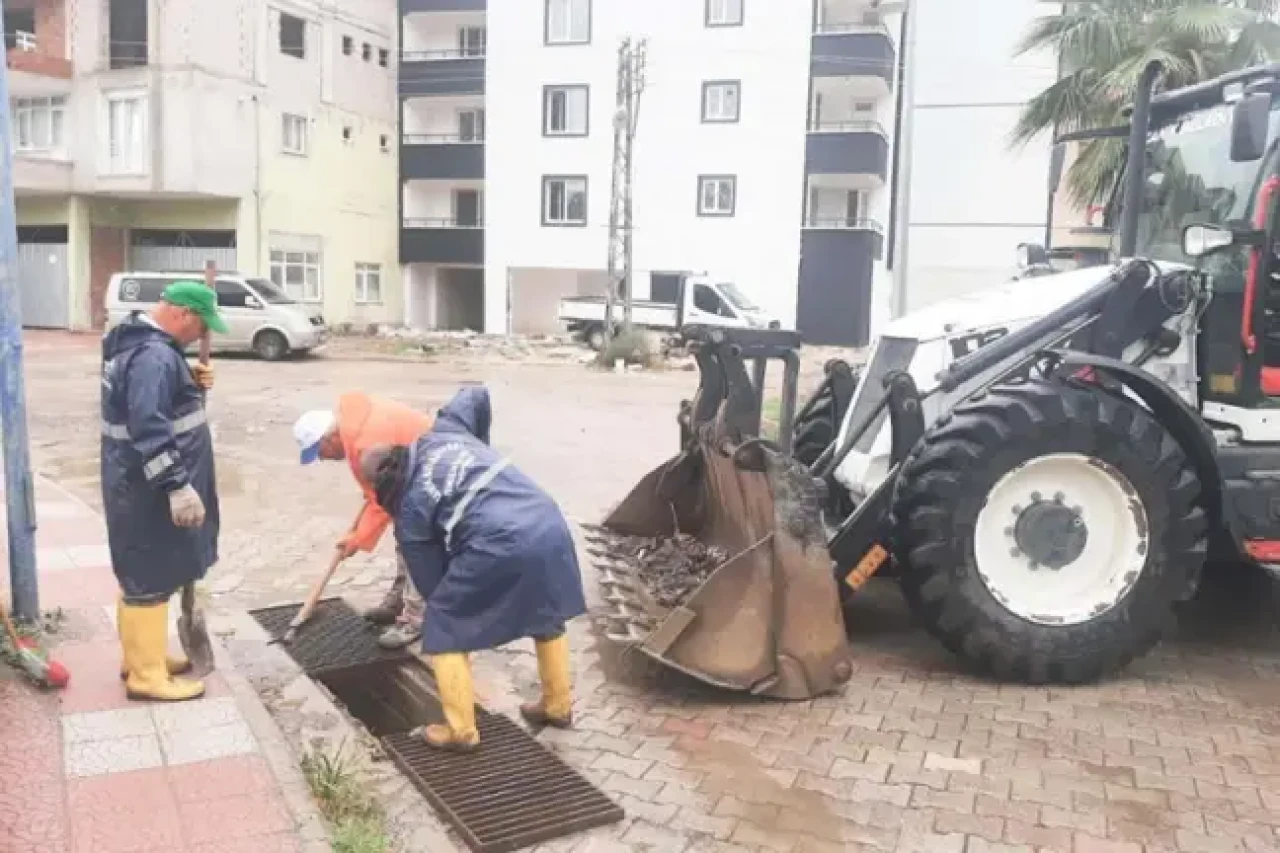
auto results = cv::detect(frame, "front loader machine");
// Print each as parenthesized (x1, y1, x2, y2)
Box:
(585, 330, 854, 701)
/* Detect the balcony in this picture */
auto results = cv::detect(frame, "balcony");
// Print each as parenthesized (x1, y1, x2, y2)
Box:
(401, 0, 486, 10)
(399, 48, 485, 97)
(797, 225, 881, 346)
(13, 152, 71, 194)
(811, 23, 895, 90)
(402, 134, 484, 180)
(401, 218, 484, 265)
(806, 121, 888, 182)
(5, 30, 71, 82)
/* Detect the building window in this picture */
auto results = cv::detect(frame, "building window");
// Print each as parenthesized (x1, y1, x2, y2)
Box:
(545, 0, 590, 45)
(379, 134, 390, 152)
(270, 249, 322, 301)
(542, 176, 587, 226)
(279, 12, 306, 59)
(104, 92, 148, 174)
(361, 42, 371, 62)
(701, 81, 740, 123)
(543, 85, 588, 136)
(13, 96, 66, 154)
(378, 47, 389, 67)
(341, 125, 353, 144)
(453, 189, 483, 226)
(698, 175, 736, 216)
(458, 108, 485, 141)
(458, 26, 486, 57)
(706, 0, 744, 26)
(282, 113, 308, 155)
(341, 35, 353, 55)
(355, 263, 382, 304)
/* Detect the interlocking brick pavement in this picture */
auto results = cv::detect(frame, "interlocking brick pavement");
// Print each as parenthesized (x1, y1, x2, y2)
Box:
(18, 333, 1280, 852)
(0, 474, 327, 853)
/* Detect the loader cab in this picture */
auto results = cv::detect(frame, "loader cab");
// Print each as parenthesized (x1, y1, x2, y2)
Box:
(1115, 83, 1280, 411)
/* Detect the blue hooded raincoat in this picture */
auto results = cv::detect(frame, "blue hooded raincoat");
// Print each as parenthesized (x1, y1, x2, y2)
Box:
(395, 386, 586, 654)
(101, 313, 220, 602)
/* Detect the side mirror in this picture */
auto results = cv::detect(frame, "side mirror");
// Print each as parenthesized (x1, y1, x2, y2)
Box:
(244, 295, 262, 309)
(1231, 92, 1270, 163)
(1016, 242, 1049, 270)
(1048, 142, 1066, 194)
(1182, 222, 1265, 258)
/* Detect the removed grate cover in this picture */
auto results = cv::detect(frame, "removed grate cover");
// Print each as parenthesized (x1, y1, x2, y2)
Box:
(250, 597, 411, 676)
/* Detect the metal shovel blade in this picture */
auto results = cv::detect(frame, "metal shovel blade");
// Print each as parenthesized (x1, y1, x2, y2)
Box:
(177, 583, 215, 676)
(590, 424, 853, 700)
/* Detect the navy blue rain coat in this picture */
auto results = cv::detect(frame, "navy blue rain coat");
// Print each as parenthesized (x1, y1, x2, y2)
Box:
(395, 386, 587, 654)
(101, 313, 220, 602)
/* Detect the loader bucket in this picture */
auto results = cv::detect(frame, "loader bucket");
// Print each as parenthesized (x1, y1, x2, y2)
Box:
(586, 336, 853, 700)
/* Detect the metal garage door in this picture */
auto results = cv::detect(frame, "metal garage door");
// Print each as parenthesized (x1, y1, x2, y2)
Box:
(130, 244, 237, 273)
(16, 242, 69, 329)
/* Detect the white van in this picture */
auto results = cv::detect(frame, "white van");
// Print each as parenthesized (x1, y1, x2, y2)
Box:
(106, 271, 328, 360)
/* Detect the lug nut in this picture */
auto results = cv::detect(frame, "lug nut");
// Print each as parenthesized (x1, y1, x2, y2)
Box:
(1010, 548, 1021, 558)
(1028, 561, 1039, 570)
(1012, 505, 1022, 514)
(1031, 491, 1042, 502)
(1004, 526, 1015, 537)
(1054, 491, 1065, 503)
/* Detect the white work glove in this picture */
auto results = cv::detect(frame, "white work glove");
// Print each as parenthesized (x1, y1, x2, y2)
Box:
(169, 484, 206, 528)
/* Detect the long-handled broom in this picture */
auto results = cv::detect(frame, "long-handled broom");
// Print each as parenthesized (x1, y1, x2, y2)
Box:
(0, 597, 69, 689)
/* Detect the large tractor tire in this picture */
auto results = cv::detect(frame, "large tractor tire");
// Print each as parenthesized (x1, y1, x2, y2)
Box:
(892, 378, 1208, 684)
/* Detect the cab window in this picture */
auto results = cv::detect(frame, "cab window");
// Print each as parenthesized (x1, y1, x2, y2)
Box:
(693, 283, 736, 318)
(215, 279, 252, 308)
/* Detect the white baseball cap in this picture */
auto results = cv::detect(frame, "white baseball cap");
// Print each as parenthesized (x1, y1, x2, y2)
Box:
(293, 410, 336, 464)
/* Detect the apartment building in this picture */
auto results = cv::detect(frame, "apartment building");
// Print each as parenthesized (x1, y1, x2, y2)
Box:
(5, 0, 401, 332)
(397, 0, 1057, 345)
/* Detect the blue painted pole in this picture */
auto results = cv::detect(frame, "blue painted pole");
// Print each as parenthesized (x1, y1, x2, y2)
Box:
(0, 0, 41, 623)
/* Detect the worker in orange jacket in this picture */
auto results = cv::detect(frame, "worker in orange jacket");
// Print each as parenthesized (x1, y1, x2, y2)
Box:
(293, 393, 435, 649)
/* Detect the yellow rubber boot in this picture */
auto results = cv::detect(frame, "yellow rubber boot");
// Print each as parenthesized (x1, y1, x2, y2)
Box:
(121, 601, 205, 702)
(117, 599, 191, 680)
(418, 653, 480, 752)
(520, 635, 574, 729)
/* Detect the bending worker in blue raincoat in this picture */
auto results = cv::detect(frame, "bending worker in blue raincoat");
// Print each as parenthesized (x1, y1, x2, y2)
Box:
(101, 281, 224, 702)
(361, 385, 587, 752)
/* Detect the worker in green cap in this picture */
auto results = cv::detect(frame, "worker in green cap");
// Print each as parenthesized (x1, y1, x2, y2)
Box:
(101, 280, 227, 701)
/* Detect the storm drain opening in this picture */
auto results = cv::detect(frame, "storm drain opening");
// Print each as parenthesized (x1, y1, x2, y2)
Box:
(251, 597, 625, 853)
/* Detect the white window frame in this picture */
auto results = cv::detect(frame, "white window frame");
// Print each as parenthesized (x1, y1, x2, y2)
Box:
(457, 26, 486, 57)
(457, 107, 485, 142)
(543, 85, 588, 136)
(355, 263, 382, 304)
(281, 113, 309, 155)
(103, 90, 149, 176)
(542, 176, 588, 226)
(698, 175, 736, 217)
(701, 81, 740, 123)
(13, 96, 67, 155)
(706, 0, 744, 27)
(545, 0, 590, 45)
(269, 248, 323, 302)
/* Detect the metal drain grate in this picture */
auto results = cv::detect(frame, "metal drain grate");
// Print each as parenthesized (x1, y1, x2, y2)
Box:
(249, 597, 411, 676)
(383, 712, 625, 853)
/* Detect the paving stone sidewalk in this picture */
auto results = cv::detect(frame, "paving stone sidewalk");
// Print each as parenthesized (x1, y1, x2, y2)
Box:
(0, 474, 328, 853)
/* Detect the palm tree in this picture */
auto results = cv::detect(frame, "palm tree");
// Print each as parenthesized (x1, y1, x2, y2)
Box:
(1011, 0, 1280, 206)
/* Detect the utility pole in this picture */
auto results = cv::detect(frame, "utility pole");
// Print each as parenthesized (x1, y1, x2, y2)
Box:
(0, 0, 42, 623)
(604, 37, 647, 345)
(890, 0, 919, 320)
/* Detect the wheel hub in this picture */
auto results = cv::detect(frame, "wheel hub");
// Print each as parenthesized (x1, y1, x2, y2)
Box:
(1010, 496, 1086, 570)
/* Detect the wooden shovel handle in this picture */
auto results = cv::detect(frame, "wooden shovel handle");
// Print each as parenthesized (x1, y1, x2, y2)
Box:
(285, 548, 346, 639)
(200, 261, 215, 367)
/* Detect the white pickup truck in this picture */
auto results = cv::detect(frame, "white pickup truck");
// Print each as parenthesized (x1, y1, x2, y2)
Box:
(558, 275, 776, 350)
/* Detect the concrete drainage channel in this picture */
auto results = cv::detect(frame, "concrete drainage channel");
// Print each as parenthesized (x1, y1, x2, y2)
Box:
(250, 599, 625, 853)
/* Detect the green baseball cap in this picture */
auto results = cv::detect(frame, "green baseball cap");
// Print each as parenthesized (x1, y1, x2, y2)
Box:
(161, 280, 228, 334)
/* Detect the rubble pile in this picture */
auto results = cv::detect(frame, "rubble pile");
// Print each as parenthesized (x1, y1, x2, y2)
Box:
(616, 532, 729, 608)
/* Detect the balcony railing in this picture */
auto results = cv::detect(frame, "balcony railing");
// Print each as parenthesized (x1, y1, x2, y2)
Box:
(402, 133, 485, 144)
(401, 48, 485, 62)
(814, 22, 890, 36)
(808, 120, 886, 136)
(403, 217, 485, 229)
(803, 217, 884, 233)
(105, 40, 149, 70)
